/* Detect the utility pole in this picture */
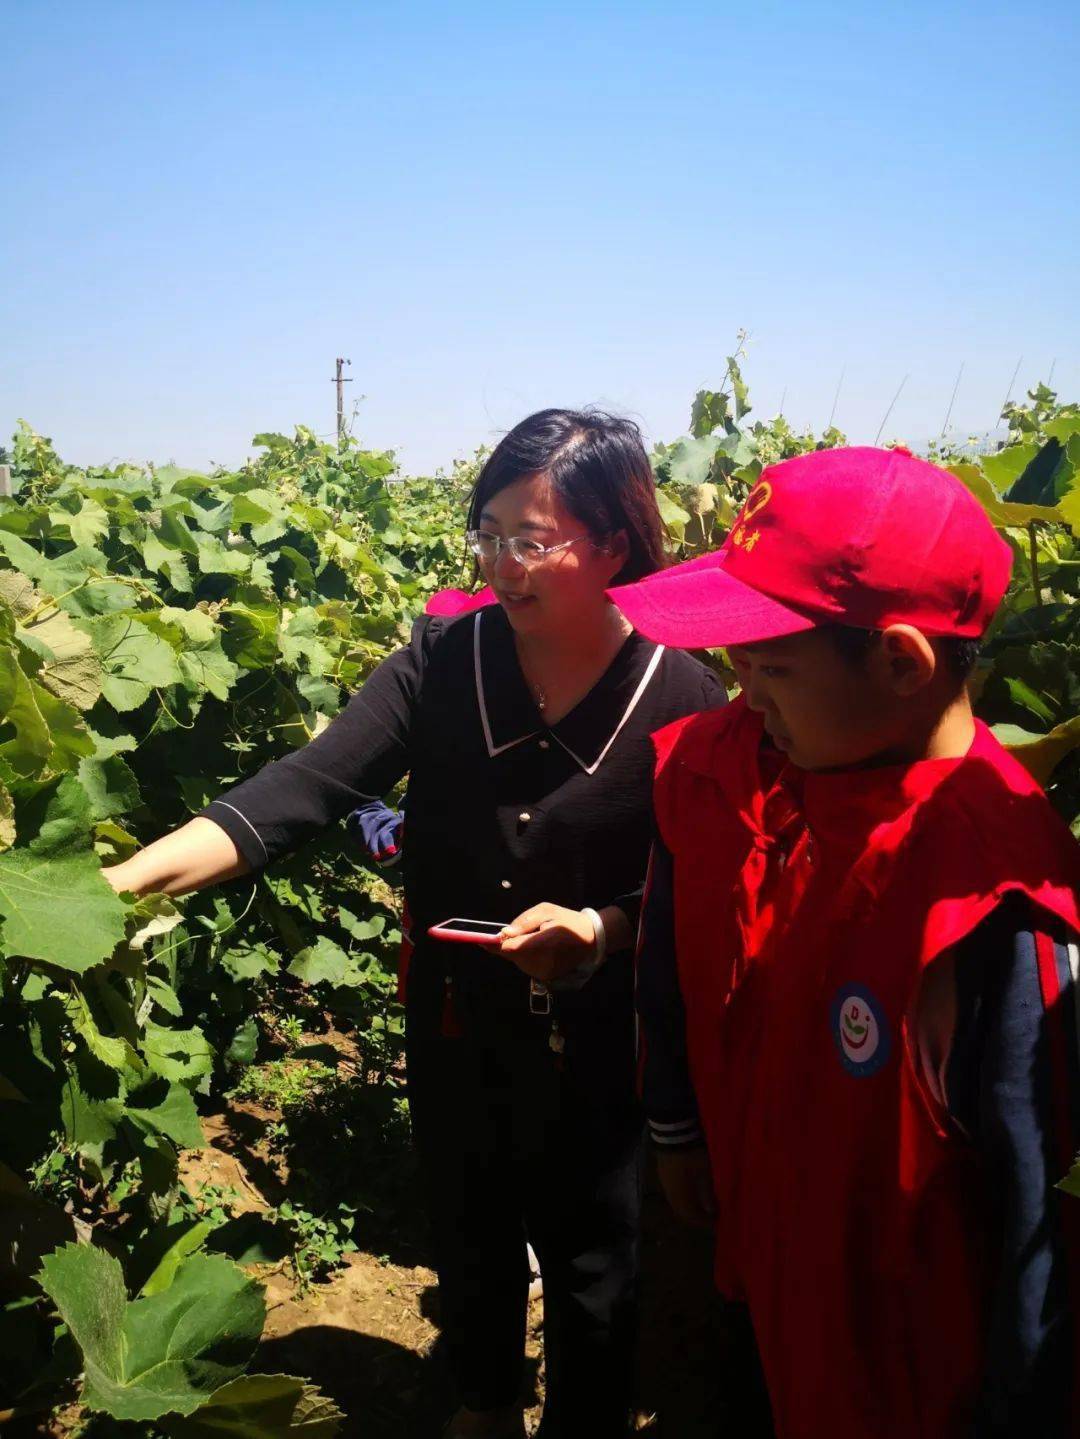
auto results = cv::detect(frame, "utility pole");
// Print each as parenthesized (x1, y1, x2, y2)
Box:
(334, 357, 352, 443)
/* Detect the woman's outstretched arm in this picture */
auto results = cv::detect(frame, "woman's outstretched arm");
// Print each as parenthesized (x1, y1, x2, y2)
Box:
(103, 817, 250, 897)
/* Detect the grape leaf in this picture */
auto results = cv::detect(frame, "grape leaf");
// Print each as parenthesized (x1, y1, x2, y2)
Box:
(162, 1373, 344, 1436)
(0, 776, 127, 971)
(287, 937, 353, 986)
(126, 1080, 206, 1150)
(0, 645, 51, 776)
(79, 615, 183, 711)
(38, 1243, 264, 1421)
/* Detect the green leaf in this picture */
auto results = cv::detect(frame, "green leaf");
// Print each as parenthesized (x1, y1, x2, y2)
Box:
(162, 1374, 344, 1436)
(223, 590, 281, 670)
(287, 937, 352, 986)
(0, 570, 103, 710)
(67, 496, 111, 548)
(994, 715, 1080, 787)
(225, 1016, 260, 1066)
(197, 537, 253, 576)
(1044, 413, 1080, 445)
(78, 753, 141, 819)
(1058, 1153, 1080, 1200)
(655, 487, 691, 543)
(1004, 676, 1057, 724)
(981, 441, 1040, 492)
(139, 1220, 214, 1297)
(143, 1022, 214, 1084)
(662, 435, 721, 488)
(79, 614, 184, 711)
(146, 972, 184, 1017)
(0, 776, 127, 971)
(689, 389, 730, 438)
(37, 681, 96, 773)
(726, 355, 750, 421)
(0, 645, 51, 776)
(0, 780, 15, 851)
(219, 941, 280, 982)
(948, 462, 1062, 528)
(337, 910, 385, 943)
(38, 1244, 264, 1421)
(126, 1080, 205, 1150)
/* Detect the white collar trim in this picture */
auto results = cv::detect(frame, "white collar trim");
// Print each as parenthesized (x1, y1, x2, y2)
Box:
(473, 610, 666, 773)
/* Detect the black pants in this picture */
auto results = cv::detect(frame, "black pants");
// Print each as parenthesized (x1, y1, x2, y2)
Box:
(406, 953, 642, 1439)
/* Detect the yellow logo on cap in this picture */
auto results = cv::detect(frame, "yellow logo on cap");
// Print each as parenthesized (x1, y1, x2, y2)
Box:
(729, 481, 772, 553)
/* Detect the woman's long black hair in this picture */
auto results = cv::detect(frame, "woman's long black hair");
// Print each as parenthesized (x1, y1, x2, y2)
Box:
(466, 409, 669, 584)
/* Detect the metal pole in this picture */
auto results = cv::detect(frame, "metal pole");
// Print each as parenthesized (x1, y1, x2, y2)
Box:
(828, 366, 845, 431)
(874, 374, 909, 446)
(0, 465, 10, 499)
(1000, 355, 1022, 418)
(940, 362, 965, 438)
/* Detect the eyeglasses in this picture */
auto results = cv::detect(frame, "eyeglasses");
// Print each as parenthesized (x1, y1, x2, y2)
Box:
(466, 530, 591, 568)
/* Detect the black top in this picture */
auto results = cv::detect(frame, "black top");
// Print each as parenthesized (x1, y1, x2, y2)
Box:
(203, 605, 725, 1011)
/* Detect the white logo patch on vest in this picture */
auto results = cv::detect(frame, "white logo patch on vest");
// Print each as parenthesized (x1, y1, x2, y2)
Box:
(831, 985, 891, 1077)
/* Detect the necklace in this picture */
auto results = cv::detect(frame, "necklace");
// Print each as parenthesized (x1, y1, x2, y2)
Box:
(533, 681, 546, 712)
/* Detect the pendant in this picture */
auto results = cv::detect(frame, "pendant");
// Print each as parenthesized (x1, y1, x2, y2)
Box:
(548, 1023, 565, 1054)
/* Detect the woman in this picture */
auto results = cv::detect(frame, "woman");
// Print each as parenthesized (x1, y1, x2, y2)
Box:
(105, 410, 725, 1439)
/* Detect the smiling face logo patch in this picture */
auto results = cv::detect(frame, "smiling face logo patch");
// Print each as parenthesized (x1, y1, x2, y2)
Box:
(831, 985, 890, 1076)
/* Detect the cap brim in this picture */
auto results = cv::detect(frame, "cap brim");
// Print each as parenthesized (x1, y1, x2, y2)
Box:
(609, 556, 819, 649)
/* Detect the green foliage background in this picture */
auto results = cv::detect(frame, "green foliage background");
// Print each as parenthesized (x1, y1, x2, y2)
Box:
(1, 368, 1078, 1433)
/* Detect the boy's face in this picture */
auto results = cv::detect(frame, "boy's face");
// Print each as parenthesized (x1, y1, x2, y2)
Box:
(728, 630, 909, 772)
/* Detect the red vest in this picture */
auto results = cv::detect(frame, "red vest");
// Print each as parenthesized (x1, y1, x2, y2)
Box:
(653, 699, 1080, 1438)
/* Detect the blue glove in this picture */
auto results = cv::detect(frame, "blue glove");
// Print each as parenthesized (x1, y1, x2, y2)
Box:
(346, 799, 403, 866)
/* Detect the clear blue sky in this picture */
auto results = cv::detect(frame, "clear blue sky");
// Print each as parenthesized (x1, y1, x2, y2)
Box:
(3, 0, 1078, 474)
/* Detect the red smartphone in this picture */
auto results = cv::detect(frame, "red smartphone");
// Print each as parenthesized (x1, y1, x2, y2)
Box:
(427, 917, 505, 945)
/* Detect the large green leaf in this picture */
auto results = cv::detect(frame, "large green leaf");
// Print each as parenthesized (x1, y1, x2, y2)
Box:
(0, 776, 127, 970)
(949, 462, 1062, 528)
(162, 1374, 344, 1436)
(126, 1079, 206, 1149)
(0, 569, 103, 710)
(38, 1244, 264, 1421)
(143, 1022, 215, 1084)
(79, 614, 184, 711)
(287, 937, 353, 986)
(0, 645, 51, 776)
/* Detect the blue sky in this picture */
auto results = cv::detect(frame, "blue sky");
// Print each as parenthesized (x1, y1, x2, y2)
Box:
(3, 0, 1078, 474)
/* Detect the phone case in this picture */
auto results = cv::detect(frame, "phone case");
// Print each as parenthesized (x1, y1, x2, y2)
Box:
(427, 919, 504, 946)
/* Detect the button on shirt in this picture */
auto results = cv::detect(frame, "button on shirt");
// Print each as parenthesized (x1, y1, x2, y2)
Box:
(202, 605, 725, 1008)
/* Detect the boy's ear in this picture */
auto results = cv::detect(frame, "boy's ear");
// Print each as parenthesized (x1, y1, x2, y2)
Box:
(877, 625, 936, 696)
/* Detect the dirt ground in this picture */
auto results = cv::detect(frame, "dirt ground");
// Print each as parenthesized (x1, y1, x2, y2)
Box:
(176, 1107, 774, 1439)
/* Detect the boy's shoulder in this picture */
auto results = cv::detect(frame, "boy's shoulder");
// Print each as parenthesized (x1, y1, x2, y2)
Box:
(652, 693, 760, 776)
(911, 722, 1080, 942)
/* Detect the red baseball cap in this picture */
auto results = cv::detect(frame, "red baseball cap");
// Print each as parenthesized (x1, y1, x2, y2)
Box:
(610, 446, 1012, 648)
(425, 584, 496, 617)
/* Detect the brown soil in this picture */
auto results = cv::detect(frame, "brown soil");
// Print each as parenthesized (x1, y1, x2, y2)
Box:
(173, 1101, 772, 1439)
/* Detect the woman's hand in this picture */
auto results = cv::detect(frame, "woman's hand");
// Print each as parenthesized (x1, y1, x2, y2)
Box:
(656, 1146, 716, 1230)
(498, 903, 599, 983)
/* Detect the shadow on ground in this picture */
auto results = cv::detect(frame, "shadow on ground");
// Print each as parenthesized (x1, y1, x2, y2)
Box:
(256, 1167, 773, 1439)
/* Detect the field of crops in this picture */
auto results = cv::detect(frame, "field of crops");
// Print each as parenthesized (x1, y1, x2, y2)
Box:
(1, 366, 1078, 1436)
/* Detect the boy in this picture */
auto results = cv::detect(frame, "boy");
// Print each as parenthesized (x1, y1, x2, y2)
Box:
(614, 447, 1080, 1437)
